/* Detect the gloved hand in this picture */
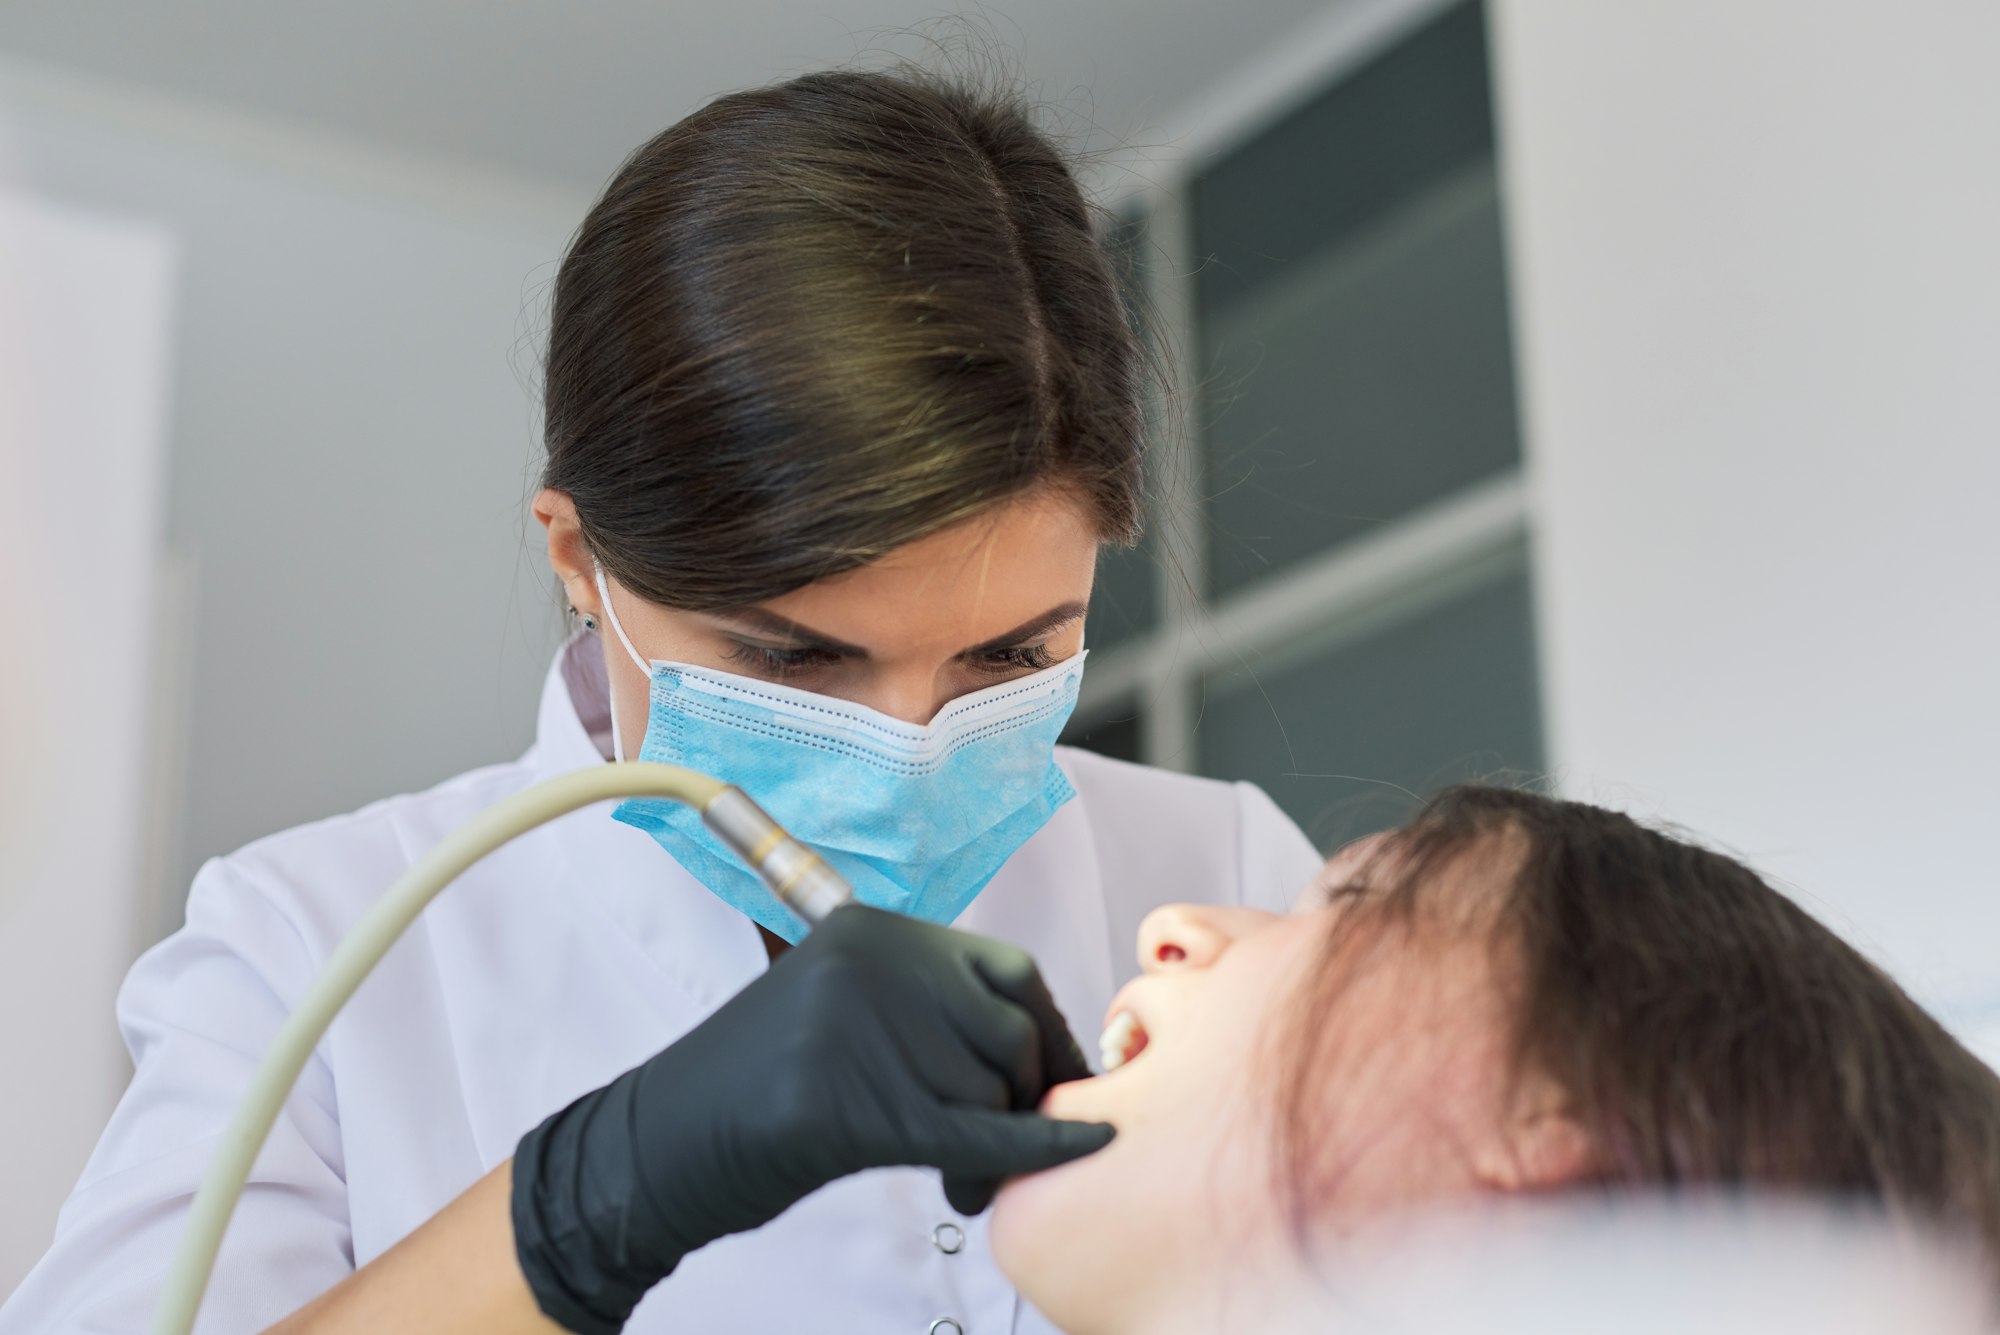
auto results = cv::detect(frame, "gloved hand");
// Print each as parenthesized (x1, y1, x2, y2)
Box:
(510, 903, 1113, 1334)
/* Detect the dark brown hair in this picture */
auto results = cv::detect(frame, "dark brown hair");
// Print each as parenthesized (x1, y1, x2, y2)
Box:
(1281, 785, 2000, 1269)
(541, 66, 1147, 610)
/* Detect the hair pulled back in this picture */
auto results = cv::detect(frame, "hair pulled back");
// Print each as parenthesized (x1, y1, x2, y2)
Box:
(542, 67, 1145, 610)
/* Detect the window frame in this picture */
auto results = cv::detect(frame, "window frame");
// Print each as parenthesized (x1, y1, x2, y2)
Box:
(1072, 0, 1533, 776)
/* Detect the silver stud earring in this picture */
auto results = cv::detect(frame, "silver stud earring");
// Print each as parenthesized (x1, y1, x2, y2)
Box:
(580, 612, 599, 632)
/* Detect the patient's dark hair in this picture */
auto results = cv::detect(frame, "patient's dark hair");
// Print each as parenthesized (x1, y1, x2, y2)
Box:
(542, 66, 1148, 611)
(1279, 785, 2000, 1270)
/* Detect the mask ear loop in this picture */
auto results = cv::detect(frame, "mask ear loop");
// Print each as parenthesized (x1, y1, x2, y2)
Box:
(592, 560, 651, 764)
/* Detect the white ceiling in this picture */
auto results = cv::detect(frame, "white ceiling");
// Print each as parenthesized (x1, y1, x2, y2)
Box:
(0, 0, 1345, 197)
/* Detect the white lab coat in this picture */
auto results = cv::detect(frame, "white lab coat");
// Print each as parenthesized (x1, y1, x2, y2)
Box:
(1, 634, 1321, 1335)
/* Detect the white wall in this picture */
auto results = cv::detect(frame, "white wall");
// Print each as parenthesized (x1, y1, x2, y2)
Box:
(1491, 4, 2000, 1030)
(0, 60, 581, 922)
(0, 189, 174, 1303)
(0, 63, 579, 1291)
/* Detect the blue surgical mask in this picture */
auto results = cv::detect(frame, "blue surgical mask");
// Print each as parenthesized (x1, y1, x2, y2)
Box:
(592, 564, 1086, 941)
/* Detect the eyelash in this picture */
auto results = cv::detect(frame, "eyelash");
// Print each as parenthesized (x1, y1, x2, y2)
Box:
(721, 641, 1058, 680)
(723, 643, 842, 678)
(978, 643, 1057, 674)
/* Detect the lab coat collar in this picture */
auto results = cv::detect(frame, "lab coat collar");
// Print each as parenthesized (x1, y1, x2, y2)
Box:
(536, 627, 619, 772)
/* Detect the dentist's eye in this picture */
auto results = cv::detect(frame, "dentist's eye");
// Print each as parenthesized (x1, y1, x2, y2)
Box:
(978, 643, 1057, 675)
(724, 642, 841, 679)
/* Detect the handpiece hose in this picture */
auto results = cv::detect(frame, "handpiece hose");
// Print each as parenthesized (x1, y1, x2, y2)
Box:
(150, 763, 851, 1335)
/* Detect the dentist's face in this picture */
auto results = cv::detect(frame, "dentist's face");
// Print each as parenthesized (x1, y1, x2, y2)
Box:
(991, 841, 1521, 1335)
(535, 485, 1099, 746)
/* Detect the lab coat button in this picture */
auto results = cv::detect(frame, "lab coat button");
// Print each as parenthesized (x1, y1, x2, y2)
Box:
(931, 1221, 965, 1255)
(928, 1321, 964, 1335)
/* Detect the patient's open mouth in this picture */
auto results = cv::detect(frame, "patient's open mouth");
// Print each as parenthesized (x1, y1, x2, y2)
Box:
(1098, 1009, 1150, 1072)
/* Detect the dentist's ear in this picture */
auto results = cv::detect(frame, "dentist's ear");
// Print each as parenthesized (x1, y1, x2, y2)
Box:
(534, 488, 602, 623)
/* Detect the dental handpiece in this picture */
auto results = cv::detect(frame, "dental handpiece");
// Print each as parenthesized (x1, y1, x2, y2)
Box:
(701, 786, 855, 925)
(152, 764, 852, 1335)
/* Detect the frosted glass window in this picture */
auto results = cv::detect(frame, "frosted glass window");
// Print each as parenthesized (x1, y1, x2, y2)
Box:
(1084, 209, 1159, 653)
(1194, 553, 1543, 848)
(1061, 703, 1143, 765)
(1190, 1, 1521, 598)
(1191, 0, 1496, 320)
(1087, 541, 1157, 654)
(1201, 165, 1520, 595)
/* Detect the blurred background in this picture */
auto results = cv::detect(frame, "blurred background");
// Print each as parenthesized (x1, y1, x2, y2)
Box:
(2, 0, 1997, 1297)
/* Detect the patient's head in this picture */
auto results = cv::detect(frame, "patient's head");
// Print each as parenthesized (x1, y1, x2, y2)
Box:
(992, 786, 2000, 1334)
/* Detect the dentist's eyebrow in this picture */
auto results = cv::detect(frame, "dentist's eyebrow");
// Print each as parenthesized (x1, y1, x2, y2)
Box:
(960, 601, 1087, 657)
(706, 608, 869, 657)
(705, 599, 1087, 661)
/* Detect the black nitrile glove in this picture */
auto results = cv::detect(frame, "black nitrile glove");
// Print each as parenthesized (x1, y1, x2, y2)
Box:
(510, 903, 1114, 1334)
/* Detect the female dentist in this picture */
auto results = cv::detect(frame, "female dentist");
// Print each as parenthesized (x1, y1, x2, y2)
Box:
(0, 67, 1319, 1335)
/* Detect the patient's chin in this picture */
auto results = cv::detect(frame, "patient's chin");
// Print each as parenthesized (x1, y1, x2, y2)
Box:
(993, 1116, 1131, 1249)
(989, 1171, 1036, 1257)
(989, 1170, 1051, 1291)
(991, 1155, 1120, 1326)
(992, 1136, 1100, 1244)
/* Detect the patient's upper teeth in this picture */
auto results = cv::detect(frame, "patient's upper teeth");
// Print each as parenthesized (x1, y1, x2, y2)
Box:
(1099, 1010, 1138, 1072)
